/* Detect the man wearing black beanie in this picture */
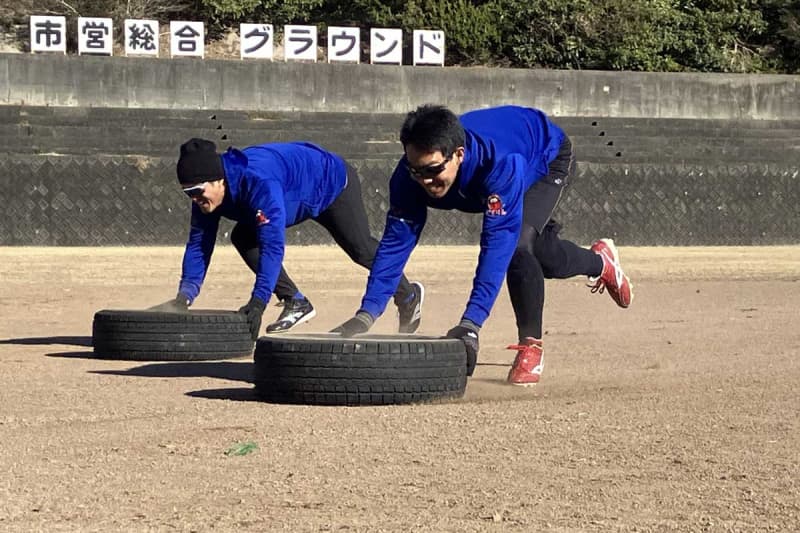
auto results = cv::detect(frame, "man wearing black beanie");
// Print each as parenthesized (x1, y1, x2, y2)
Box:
(151, 138, 424, 340)
(176, 138, 225, 188)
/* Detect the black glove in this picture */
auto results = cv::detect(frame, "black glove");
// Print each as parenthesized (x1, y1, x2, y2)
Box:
(238, 296, 267, 340)
(446, 322, 479, 376)
(149, 293, 190, 313)
(331, 311, 374, 337)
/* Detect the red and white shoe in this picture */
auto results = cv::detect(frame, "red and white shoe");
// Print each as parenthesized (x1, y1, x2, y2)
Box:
(588, 238, 633, 308)
(506, 338, 544, 387)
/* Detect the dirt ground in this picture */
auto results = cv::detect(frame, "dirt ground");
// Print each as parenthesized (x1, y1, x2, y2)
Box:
(0, 245, 798, 532)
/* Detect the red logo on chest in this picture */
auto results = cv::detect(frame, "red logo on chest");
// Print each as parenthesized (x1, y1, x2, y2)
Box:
(486, 194, 506, 216)
(255, 210, 270, 226)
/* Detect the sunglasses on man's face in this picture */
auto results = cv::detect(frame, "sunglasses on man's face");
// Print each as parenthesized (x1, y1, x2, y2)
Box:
(182, 182, 209, 198)
(406, 153, 453, 179)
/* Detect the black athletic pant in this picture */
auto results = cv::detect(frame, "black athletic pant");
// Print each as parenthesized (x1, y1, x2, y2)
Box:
(506, 136, 605, 341)
(231, 163, 415, 307)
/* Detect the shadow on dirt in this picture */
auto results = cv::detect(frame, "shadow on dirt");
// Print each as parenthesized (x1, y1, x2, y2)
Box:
(47, 350, 96, 359)
(186, 388, 260, 402)
(91, 362, 253, 383)
(0, 336, 92, 347)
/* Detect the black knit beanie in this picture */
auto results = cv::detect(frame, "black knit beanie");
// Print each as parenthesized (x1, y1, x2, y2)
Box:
(176, 138, 224, 185)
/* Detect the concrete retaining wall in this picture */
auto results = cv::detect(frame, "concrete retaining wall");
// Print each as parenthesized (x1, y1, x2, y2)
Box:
(2, 53, 800, 119)
(2, 154, 797, 246)
(2, 55, 799, 246)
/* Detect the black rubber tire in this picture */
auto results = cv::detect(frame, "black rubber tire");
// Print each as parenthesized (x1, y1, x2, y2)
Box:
(92, 309, 254, 361)
(254, 333, 468, 406)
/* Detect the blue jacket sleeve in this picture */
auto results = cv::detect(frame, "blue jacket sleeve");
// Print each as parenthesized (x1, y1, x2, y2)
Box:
(178, 204, 220, 303)
(359, 166, 427, 318)
(462, 155, 527, 326)
(247, 178, 287, 304)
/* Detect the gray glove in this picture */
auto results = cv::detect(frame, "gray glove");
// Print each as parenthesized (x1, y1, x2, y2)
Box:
(238, 296, 267, 340)
(446, 320, 480, 376)
(149, 293, 190, 313)
(331, 311, 375, 337)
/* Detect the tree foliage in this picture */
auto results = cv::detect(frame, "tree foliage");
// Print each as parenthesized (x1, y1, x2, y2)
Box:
(4, 0, 799, 73)
(197, 0, 800, 73)
(496, 0, 773, 72)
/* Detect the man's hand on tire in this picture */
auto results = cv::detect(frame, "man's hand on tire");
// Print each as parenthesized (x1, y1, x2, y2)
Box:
(446, 321, 479, 376)
(238, 296, 267, 340)
(331, 311, 374, 337)
(149, 293, 190, 313)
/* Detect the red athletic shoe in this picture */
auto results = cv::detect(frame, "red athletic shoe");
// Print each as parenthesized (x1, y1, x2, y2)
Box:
(588, 238, 633, 308)
(506, 337, 544, 386)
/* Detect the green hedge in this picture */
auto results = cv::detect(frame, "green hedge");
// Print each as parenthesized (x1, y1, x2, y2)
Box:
(4, 0, 799, 73)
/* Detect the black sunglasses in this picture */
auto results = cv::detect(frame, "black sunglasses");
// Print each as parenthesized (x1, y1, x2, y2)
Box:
(406, 153, 453, 179)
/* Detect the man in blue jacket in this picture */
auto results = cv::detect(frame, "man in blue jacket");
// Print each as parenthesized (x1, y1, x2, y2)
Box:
(333, 105, 632, 386)
(152, 138, 424, 339)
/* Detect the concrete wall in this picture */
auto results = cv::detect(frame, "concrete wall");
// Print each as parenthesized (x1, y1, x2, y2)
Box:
(4, 154, 797, 246)
(2, 53, 799, 119)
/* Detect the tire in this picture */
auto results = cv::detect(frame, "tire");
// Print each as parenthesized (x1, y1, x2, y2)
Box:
(254, 333, 468, 406)
(92, 309, 254, 361)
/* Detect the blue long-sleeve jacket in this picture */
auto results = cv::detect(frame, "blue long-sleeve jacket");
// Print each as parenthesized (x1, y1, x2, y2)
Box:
(359, 105, 565, 326)
(178, 142, 347, 304)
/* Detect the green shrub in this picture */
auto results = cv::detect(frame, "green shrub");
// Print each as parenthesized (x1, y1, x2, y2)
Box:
(5, 0, 799, 73)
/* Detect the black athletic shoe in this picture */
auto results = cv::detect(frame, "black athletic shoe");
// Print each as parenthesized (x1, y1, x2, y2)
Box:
(265, 298, 316, 333)
(397, 282, 424, 334)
